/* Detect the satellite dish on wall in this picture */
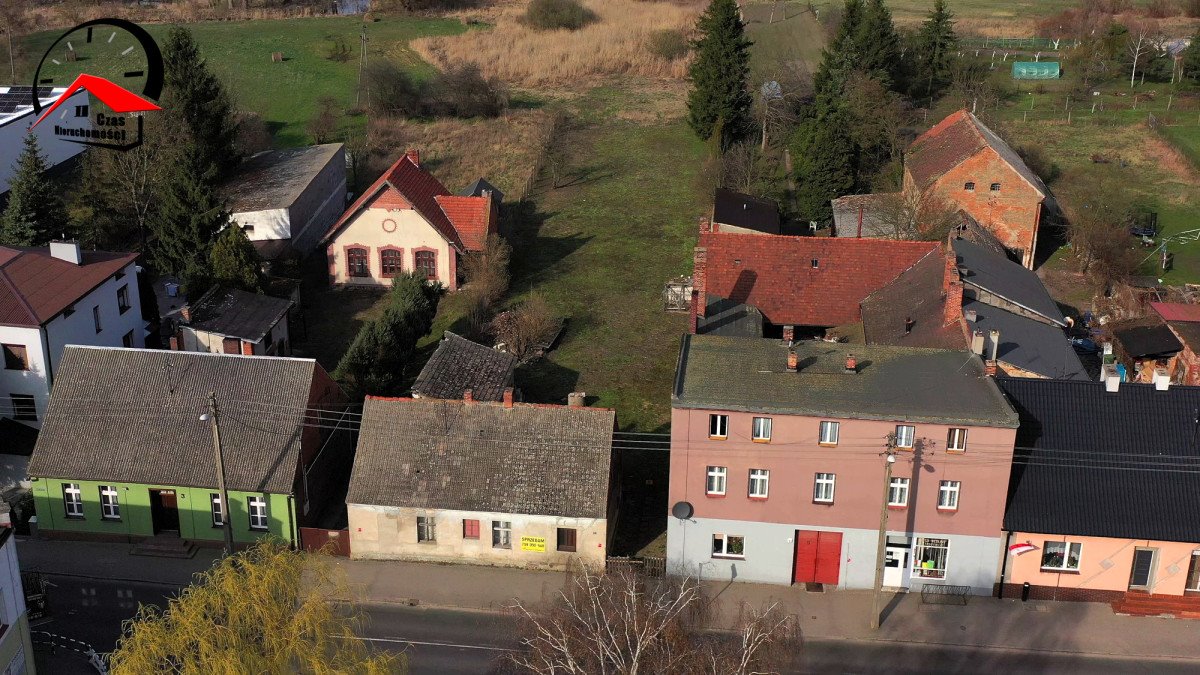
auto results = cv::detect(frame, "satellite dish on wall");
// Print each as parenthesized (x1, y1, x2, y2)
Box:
(671, 501, 694, 520)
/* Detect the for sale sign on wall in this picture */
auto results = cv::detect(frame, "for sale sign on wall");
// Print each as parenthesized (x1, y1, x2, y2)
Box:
(520, 536, 547, 552)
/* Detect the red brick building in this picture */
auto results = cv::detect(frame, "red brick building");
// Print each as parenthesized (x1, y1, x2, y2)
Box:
(904, 111, 1048, 269)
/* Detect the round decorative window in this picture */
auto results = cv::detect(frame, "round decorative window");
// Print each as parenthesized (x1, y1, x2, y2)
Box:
(382, 219, 398, 233)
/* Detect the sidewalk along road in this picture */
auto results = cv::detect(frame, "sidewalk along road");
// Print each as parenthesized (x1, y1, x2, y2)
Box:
(355, 603, 1200, 675)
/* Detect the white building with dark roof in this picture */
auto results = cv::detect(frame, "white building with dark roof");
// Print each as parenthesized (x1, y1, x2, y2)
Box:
(346, 394, 616, 571)
(0, 85, 91, 196)
(221, 143, 347, 259)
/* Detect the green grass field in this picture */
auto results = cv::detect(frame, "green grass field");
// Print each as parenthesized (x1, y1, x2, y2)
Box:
(19, 16, 468, 146)
(742, 1, 826, 82)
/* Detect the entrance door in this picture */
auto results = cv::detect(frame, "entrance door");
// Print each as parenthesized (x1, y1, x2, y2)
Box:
(883, 545, 911, 588)
(793, 531, 843, 585)
(150, 489, 180, 534)
(1129, 548, 1157, 589)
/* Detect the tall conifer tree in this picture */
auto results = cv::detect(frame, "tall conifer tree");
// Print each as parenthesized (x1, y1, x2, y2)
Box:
(1, 134, 65, 246)
(151, 140, 229, 291)
(161, 26, 240, 178)
(857, 0, 904, 91)
(914, 0, 958, 98)
(686, 0, 753, 149)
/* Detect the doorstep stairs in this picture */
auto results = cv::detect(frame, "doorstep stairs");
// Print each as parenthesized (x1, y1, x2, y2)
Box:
(131, 535, 197, 559)
(1112, 592, 1200, 619)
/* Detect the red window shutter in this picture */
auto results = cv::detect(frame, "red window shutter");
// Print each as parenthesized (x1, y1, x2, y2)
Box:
(463, 519, 479, 539)
(814, 532, 843, 585)
(794, 530, 819, 584)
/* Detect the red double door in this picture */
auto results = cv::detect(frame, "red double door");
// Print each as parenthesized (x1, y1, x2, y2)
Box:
(793, 530, 842, 585)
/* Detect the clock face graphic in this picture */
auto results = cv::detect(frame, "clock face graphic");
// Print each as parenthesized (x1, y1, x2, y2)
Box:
(28, 18, 164, 150)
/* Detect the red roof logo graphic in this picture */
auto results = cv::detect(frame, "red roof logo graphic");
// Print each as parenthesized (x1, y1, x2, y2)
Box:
(29, 73, 160, 129)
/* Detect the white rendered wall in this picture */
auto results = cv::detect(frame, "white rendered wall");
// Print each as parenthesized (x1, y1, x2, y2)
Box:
(0, 90, 90, 195)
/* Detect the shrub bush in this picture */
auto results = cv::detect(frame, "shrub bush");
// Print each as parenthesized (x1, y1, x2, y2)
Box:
(426, 64, 510, 118)
(647, 29, 689, 60)
(523, 0, 598, 31)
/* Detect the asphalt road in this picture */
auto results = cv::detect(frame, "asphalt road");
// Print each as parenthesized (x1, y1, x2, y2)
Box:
(26, 576, 1200, 675)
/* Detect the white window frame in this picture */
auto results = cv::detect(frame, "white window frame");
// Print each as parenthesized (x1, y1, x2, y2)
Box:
(712, 533, 745, 559)
(492, 520, 512, 549)
(819, 421, 839, 446)
(938, 480, 961, 510)
(706, 466, 727, 496)
(814, 472, 836, 503)
(63, 483, 83, 518)
(947, 428, 968, 452)
(913, 537, 949, 579)
(894, 425, 915, 449)
(1187, 551, 1200, 592)
(417, 516, 436, 542)
(752, 416, 772, 442)
(211, 493, 224, 527)
(247, 496, 268, 531)
(1040, 541, 1083, 572)
(99, 485, 120, 520)
(709, 414, 728, 439)
(888, 477, 910, 507)
(748, 469, 769, 498)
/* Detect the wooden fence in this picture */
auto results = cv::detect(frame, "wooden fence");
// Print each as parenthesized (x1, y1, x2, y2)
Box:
(606, 556, 666, 578)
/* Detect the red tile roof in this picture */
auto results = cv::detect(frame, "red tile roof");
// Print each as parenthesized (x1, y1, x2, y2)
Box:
(322, 154, 497, 251)
(435, 195, 493, 252)
(698, 232, 939, 327)
(1151, 302, 1200, 323)
(0, 247, 138, 328)
(906, 110, 1046, 197)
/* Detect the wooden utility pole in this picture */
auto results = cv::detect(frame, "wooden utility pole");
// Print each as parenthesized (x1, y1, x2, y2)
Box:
(208, 392, 236, 555)
(356, 23, 369, 107)
(869, 450, 896, 630)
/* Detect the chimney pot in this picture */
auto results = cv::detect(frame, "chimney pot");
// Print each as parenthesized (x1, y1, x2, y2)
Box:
(844, 354, 857, 374)
(964, 309, 977, 322)
(180, 305, 192, 323)
(463, 388, 474, 403)
(503, 387, 514, 408)
(988, 329, 1000, 363)
(568, 391, 587, 407)
(984, 360, 998, 377)
(783, 325, 795, 344)
(50, 240, 82, 265)
(786, 348, 798, 372)
(970, 330, 985, 355)
(1103, 364, 1121, 392)
(405, 148, 420, 167)
(1154, 368, 1170, 391)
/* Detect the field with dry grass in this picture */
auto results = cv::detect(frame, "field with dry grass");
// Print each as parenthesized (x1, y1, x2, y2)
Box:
(412, 0, 702, 87)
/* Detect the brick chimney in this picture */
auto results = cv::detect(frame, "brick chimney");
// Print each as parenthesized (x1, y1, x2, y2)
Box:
(180, 304, 192, 323)
(690, 246, 708, 333)
(502, 387, 514, 408)
(786, 348, 798, 372)
(783, 325, 795, 344)
(943, 244, 963, 326)
(463, 388, 474, 403)
(241, 341, 254, 356)
(405, 148, 420, 167)
(844, 354, 857, 374)
(699, 217, 712, 234)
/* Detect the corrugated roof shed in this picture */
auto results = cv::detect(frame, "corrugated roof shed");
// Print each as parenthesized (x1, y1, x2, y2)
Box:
(411, 332, 517, 402)
(999, 377, 1200, 541)
(29, 347, 332, 494)
(673, 335, 1019, 427)
(346, 397, 615, 518)
(1151, 302, 1200, 324)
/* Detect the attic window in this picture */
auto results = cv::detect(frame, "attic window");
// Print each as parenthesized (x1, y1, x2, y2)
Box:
(990, 183, 1001, 191)
(964, 182, 975, 191)
(811, 259, 819, 269)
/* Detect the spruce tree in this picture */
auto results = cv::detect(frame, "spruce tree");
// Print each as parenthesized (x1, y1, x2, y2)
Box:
(686, 0, 753, 149)
(162, 26, 240, 179)
(914, 0, 958, 99)
(1, 134, 66, 247)
(812, 0, 864, 105)
(790, 112, 855, 223)
(857, 0, 904, 92)
(151, 140, 229, 292)
(210, 224, 261, 292)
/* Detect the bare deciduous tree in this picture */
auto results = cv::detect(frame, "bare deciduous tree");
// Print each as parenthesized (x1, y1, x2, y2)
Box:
(506, 567, 800, 675)
(490, 292, 560, 362)
(875, 190, 961, 242)
(1125, 18, 1164, 88)
(1059, 167, 1142, 287)
(461, 233, 512, 335)
(843, 71, 911, 166)
(717, 142, 766, 196)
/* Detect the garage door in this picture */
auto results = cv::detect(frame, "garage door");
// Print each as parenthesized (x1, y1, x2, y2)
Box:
(793, 530, 842, 585)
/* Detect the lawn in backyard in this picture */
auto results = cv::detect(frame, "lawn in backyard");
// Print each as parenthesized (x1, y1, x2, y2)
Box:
(742, 1, 825, 82)
(18, 15, 469, 147)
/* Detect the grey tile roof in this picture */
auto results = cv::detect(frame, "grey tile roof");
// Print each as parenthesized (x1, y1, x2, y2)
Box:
(186, 286, 293, 343)
(953, 238, 1064, 325)
(347, 397, 615, 518)
(696, 294, 764, 338)
(861, 249, 964, 349)
(999, 377, 1200, 542)
(831, 194, 895, 238)
(222, 143, 343, 212)
(411, 332, 517, 402)
(29, 347, 332, 494)
(460, 177, 504, 203)
(1113, 323, 1183, 359)
(674, 335, 1019, 428)
(713, 188, 780, 234)
(963, 299, 1088, 380)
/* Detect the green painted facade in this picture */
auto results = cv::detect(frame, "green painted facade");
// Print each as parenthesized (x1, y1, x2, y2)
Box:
(30, 478, 296, 545)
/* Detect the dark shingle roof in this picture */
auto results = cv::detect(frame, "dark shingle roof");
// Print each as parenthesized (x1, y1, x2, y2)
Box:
(699, 231, 938, 327)
(696, 294, 764, 337)
(674, 335, 1019, 427)
(0, 246, 137, 327)
(1113, 323, 1183, 359)
(963, 299, 1088, 380)
(953, 238, 1064, 325)
(460, 177, 504, 203)
(712, 188, 781, 234)
(411, 332, 517, 402)
(1168, 321, 1200, 350)
(186, 286, 293, 343)
(29, 347, 332, 494)
(999, 377, 1200, 542)
(861, 249, 963, 349)
(346, 397, 615, 518)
